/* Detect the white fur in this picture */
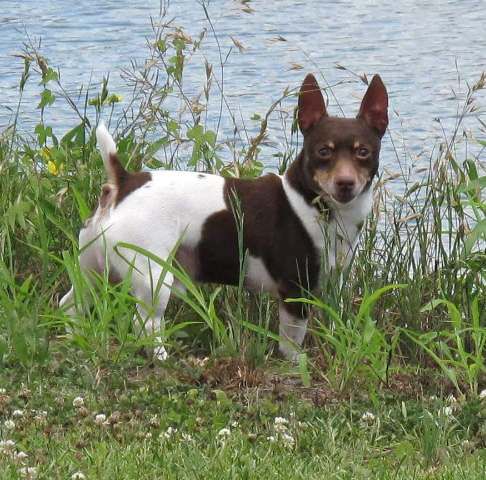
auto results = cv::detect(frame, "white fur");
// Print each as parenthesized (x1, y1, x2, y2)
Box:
(281, 175, 325, 251)
(96, 122, 118, 183)
(278, 302, 308, 361)
(246, 256, 278, 294)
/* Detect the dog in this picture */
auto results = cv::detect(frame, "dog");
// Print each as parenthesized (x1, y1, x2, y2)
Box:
(60, 73, 388, 361)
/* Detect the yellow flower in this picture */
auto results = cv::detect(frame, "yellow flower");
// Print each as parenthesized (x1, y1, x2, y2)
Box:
(40, 146, 51, 161)
(47, 160, 59, 176)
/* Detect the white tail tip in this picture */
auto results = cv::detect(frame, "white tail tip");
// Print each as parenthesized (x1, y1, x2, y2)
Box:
(96, 122, 117, 164)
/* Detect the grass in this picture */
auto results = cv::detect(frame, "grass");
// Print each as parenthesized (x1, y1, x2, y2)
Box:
(1, 7, 485, 478)
(1, 358, 485, 479)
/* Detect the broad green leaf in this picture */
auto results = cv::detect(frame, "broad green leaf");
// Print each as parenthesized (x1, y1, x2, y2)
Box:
(38, 89, 56, 109)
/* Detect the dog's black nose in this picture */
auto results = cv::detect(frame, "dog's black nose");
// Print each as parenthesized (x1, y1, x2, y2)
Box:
(336, 178, 355, 191)
(335, 178, 356, 203)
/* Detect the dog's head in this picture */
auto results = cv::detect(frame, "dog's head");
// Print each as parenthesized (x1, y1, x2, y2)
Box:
(298, 73, 388, 205)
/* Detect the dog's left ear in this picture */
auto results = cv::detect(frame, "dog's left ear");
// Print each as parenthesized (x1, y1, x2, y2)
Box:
(298, 73, 327, 133)
(357, 75, 388, 137)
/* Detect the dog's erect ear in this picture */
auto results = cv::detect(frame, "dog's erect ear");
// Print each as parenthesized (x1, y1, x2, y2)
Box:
(357, 75, 388, 137)
(298, 73, 327, 133)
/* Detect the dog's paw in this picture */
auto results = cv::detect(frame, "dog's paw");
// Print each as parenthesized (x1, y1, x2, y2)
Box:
(278, 342, 300, 363)
(153, 337, 168, 362)
(154, 345, 168, 362)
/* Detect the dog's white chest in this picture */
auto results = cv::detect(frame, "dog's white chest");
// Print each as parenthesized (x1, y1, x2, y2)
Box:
(281, 174, 372, 272)
(326, 190, 372, 268)
(245, 256, 279, 294)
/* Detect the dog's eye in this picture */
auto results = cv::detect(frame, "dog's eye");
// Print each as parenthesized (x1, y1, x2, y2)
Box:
(356, 146, 370, 158)
(318, 146, 333, 158)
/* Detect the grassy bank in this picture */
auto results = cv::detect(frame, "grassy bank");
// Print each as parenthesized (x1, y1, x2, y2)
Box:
(1, 14, 485, 478)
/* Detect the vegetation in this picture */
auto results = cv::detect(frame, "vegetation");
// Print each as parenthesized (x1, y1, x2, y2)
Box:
(0, 11, 485, 479)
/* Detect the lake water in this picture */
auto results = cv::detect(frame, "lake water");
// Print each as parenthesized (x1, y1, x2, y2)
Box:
(1, 0, 486, 176)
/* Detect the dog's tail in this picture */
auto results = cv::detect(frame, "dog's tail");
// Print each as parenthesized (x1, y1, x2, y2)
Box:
(96, 122, 127, 186)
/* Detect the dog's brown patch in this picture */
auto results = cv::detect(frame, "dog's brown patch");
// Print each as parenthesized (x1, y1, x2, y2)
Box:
(99, 184, 115, 209)
(107, 153, 152, 206)
(196, 174, 319, 312)
(108, 264, 123, 284)
(83, 184, 117, 228)
(175, 245, 200, 278)
(116, 170, 152, 206)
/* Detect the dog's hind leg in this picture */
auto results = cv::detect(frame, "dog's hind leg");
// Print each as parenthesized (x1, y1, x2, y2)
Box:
(59, 286, 76, 316)
(59, 226, 101, 321)
(131, 264, 174, 361)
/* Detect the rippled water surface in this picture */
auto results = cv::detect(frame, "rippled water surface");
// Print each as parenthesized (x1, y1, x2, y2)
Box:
(2, 0, 486, 172)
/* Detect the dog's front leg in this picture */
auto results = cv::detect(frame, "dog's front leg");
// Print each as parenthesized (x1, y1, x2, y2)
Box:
(278, 300, 308, 362)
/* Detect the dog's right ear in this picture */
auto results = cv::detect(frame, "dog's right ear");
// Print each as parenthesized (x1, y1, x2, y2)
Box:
(298, 73, 327, 133)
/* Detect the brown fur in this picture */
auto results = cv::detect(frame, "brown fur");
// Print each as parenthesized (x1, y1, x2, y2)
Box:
(196, 174, 319, 309)
(108, 153, 152, 206)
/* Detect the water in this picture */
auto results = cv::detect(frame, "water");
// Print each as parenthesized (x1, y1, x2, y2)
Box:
(1, 0, 486, 174)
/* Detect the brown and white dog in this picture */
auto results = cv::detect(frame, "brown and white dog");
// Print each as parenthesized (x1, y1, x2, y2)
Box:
(60, 73, 388, 361)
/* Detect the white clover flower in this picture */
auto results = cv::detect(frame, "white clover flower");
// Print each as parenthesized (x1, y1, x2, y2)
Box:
(479, 389, 486, 400)
(274, 417, 289, 433)
(361, 411, 376, 423)
(0, 439, 16, 454)
(230, 420, 239, 428)
(0, 439, 16, 449)
(181, 433, 193, 442)
(440, 406, 453, 417)
(15, 451, 28, 462)
(19, 466, 37, 479)
(71, 473, 86, 480)
(4, 419, 15, 430)
(145, 432, 152, 439)
(266, 435, 276, 443)
(12, 409, 24, 418)
(94, 413, 107, 425)
(218, 428, 231, 438)
(0, 388, 6, 394)
(281, 432, 295, 448)
(162, 426, 177, 439)
(73, 397, 84, 408)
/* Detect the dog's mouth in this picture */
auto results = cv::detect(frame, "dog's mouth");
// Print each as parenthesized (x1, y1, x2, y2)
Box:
(314, 185, 361, 207)
(332, 189, 356, 205)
